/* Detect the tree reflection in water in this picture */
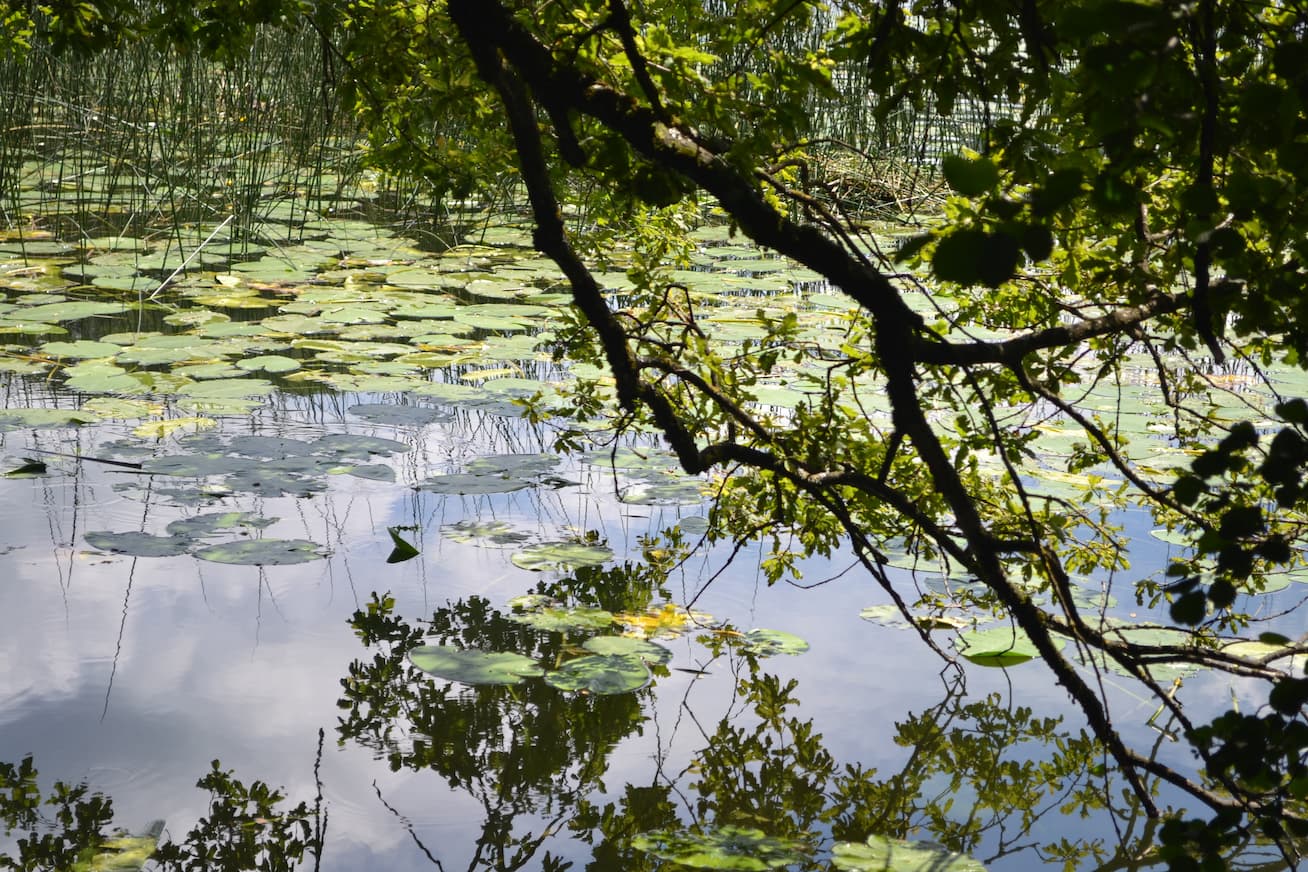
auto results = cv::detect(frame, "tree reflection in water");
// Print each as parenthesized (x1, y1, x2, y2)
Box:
(332, 561, 1144, 871)
(0, 563, 1291, 870)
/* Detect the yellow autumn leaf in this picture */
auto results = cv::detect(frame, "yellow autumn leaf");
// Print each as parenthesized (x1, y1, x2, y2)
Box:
(614, 603, 715, 640)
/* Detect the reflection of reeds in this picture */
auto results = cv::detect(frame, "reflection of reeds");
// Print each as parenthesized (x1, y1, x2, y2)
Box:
(0, 22, 454, 247)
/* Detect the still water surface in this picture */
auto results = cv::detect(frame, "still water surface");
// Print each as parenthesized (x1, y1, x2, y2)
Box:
(0, 223, 1287, 870)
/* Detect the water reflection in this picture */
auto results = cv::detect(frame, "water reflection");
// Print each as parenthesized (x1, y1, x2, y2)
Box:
(0, 565, 1293, 870)
(334, 579, 1116, 870)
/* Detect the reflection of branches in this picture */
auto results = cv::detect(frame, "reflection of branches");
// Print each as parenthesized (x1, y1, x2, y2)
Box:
(372, 780, 445, 869)
(338, 595, 651, 872)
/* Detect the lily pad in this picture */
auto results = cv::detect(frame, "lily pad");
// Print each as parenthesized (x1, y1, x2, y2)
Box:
(415, 473, 532, 494)
(349, 403, 451, 426)
(7, 300, 125, 322)
(632, 826, 808, 870)
(465, 453, 561, 477)
(235, 355, 301, 374)
(39, 339, 121, 359)
(165, 512, 276, 538)
(582, 635, 673, 664)
(619, 478, 707, 506)
(832, 835, 986, 872)
(508, 606, 615, 633)
(510, 542, 614, 571)
(192, 539, 327, 565)
(85, 531, 193, 558)
(544, 653, 652, 694)
(741, 628, 810, 656)
(408, 645, 543, 686)
(441, 519, 532, 547)
(956, 625, 1058, 667)
(312, 434, 411, 457)
(858, 604, 913, 629)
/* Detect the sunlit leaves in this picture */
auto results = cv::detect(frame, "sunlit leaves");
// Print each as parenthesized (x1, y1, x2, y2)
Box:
(615, 603, 715, 640)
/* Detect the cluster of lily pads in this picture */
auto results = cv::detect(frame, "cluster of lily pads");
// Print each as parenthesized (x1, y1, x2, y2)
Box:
(628, 825, 986, 871)
(86, 510, 326, 566)
(407, 594, 809, 696)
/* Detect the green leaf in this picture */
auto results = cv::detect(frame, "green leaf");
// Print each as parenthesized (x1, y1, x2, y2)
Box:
(942, 153, 1000, 197)
(932, 230, 1019, 288)
(386, 525, 420, 563)
(4, 458, 47, 477)
(1019, 224, 1054, 262)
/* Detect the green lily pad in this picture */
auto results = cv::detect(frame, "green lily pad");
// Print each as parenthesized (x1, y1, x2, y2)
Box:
(312, 434, 411, 457)
(582, 635, 673, 664)
(165, 512, 276, 538)
(632, 826, 808, 870)
(7, 300, 125, 322)
(508, 606, 615, 633)
(192, 539, 327, 565)
(408, 645, 543, 686)
(507, 593, 553, 611)
(465, 453, 560, 476)
(85, 531, 193, 558)
(441, 519, 532, 547)
(235, 354, 301, 374)
(0, 408, 98, 429)
(346, 463, 397, 482)
(39, 339, 121, 359)
(832, 835, 986, 871)
(677, 515, 711, 535)
(349, 403, 452, 426)
(544, 653, 651, 694)
(742, 628, 810, 656)
(858, 604, 913, 629)
(178, 378, 275, 399)
(619, 478, 707, 506)
(510, 542, 614, 571)
(956, 625, 1058, 667)
(415, 473, 532, 494)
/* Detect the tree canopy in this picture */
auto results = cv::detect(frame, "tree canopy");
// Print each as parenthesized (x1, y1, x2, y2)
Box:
(8, 0, 1308, 866)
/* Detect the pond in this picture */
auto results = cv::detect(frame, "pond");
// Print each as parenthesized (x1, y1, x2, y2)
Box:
(0, 181, 1302, 871)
